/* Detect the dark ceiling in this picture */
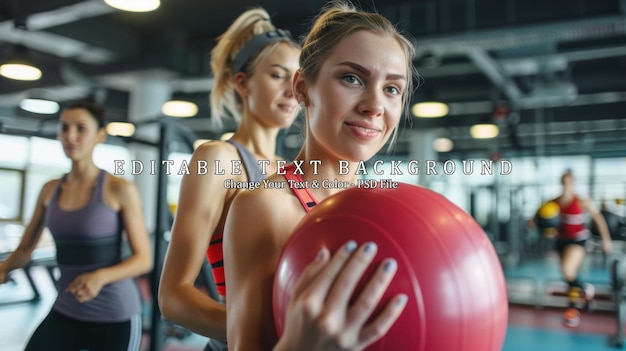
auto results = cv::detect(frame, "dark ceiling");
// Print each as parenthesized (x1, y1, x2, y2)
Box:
(1, 0, 625, 160)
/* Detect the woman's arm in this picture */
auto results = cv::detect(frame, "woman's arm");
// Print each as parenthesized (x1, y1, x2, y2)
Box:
(0, 180, 55, 283)
(158, 142, 234, 340)
(582, 198, 612, 253)
(67, 177, 152, 302)
(224, 189, 287, 350)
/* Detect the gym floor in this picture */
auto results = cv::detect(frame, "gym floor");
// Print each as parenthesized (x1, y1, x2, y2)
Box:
(0, 266, 209, 351)
(502, 237, 625, 351)
(1, 245, 624, 351)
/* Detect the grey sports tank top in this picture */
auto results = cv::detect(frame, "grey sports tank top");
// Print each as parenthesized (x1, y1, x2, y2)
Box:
(226, 140, 265, 181)
(45, 170, 141, 322)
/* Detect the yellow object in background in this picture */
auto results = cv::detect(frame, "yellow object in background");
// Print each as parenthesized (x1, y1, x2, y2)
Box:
(538, 201, 560, 219)
(536, 201, 561, 237)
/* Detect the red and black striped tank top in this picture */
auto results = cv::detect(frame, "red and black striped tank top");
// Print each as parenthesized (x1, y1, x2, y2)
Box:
(206, 162, 320, 296)
(206, 140, 265, 296)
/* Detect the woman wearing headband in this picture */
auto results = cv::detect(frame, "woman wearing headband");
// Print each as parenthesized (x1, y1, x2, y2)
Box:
(158, 7, 300, 350)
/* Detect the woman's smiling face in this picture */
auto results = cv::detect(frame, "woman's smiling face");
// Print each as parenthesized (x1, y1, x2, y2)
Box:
(301, 30, 408, 163)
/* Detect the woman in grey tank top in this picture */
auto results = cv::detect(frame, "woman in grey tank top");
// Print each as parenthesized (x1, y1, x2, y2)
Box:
(0, 101, 152, 351)
(157, 7, 301, 351)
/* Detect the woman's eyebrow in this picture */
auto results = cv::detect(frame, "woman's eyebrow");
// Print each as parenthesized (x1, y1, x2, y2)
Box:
(337, 61, 406, 81)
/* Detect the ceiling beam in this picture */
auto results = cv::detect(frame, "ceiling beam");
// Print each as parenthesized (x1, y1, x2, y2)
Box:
(0, 0, 117, 64)
(412, 15, 626, 57)
(421, 45, 626, 79)
(467, 49, 523, 105)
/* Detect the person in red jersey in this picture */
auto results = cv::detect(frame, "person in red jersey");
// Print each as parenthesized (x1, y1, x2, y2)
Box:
(554, 170, 612, 326)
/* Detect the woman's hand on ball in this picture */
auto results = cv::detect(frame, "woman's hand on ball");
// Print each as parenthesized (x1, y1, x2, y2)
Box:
(274, 241, 407, 351)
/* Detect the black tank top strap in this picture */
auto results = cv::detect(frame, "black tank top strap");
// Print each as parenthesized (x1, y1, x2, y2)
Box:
(226, 140, 265, 182)
(283, 163, 318, 212)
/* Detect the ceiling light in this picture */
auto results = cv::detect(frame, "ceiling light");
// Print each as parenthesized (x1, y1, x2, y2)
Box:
(0, 63, 42, 81)
(106, 122, 136, 137)
(220, 132, 234, 140)
(19, 98, 59, 114)
(161, 100, 198, 117)
(412, 102, 449, 118)
(1, 44, 42, 81)
(104, 0, 160, 12)
(433, 137, 454, 152)
(470, 124, 499, 139)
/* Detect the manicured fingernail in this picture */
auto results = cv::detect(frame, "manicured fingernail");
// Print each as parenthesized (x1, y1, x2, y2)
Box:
(364, 242, 377, 253)
(315, 248, 325, 261)
(384, 259, 397, 272)
(345, 240, 357, 253)
(397, 294, 408, 306)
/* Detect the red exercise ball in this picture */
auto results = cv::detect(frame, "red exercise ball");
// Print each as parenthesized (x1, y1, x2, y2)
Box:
(273, 182, 508, 351)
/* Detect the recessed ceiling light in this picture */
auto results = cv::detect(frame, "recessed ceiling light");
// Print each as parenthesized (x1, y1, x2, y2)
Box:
(1, 63, 42, 81)
(161, 100, 198, 117)
(104, 0, 160, 12)
(411, 102, 449, 118)
(106, 122, 136, 137)
(19, 98, 59, 114)
(470, 124, 499, 139)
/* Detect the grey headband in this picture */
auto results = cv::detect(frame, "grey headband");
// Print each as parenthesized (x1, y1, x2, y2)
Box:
(231, 29, 294, 73)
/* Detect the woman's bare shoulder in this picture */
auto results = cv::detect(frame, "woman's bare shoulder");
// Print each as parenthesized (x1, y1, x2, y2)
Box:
(194, 140, 239, 161)
(231, 183, 291, 216)
(105, 172, 136, 194)
(40, 178, 62, 205)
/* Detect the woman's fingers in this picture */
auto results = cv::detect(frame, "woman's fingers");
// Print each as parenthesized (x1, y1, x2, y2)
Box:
(348, 258, 398, 327)
(65, 276, 95, 302)
(288, 241, 379, 326)
(290, 247, 330, 299)
(298, 240, 360, 302)
(65, 277, 82, 294)
(358, 293, 408, 348)
(280, 240, 405, 351)
(323, 242, 378, 311)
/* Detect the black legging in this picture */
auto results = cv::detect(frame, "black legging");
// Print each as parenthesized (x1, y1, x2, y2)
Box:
(555, 238, 587, 257)
(25, 310, 142, 351)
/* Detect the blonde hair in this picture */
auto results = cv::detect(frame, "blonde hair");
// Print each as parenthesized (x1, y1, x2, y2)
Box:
(210, 8, 299, 126)
(299, 0, 419, 146)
